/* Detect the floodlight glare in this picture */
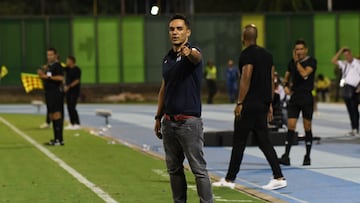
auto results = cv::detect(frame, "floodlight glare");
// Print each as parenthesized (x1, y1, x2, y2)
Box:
(150, 5, 159, 15)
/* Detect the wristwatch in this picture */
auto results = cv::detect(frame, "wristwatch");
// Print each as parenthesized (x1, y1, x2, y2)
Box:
(155, 115, 162, 120)
(237, 101, 243, 106)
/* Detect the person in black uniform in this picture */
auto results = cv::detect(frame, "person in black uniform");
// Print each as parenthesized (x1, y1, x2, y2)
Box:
(64, 56, 81, 130)
(212, 24, 287, 190)
(154, 14, 213, 203)
(37, 48, 65, 146)
(279, 39, 317, 166)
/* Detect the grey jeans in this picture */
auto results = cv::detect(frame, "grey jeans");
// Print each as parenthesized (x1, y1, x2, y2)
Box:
(162, 117, 213, 203)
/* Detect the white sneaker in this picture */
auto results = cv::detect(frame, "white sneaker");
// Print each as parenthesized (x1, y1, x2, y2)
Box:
(73, 124, 81, 130)
(352, 129, 359, 136)
(212, 178, 235, 189)
(40, 123, 50, 129)
(262, 178, 287, 190)
(64, 124, 75, 130)
(345, 129, 358, 136)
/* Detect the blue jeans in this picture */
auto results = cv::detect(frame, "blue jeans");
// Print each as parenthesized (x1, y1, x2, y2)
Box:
(162, 117, 213, 203)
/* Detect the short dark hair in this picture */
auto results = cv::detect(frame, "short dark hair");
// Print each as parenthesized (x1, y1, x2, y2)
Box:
(343, 48, 351, 53)
(169, 14, 190, 29)
(243, 24, 258, 41)
(67, 55, 76, 63)
(47, 47, 57, 54)
(295, 39, 307, 48)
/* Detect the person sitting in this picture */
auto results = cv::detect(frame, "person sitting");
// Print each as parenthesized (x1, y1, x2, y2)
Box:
(315, 74, 331, 102)
(269, 73, 287, 130)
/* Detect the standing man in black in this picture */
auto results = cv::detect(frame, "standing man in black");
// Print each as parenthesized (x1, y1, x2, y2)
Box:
(279, 39, 317, 166)
(154, 14, 213, 203)
(37, 48, 65, 146)
(64, 56, 81, 130)
(212, 24, 287, 190)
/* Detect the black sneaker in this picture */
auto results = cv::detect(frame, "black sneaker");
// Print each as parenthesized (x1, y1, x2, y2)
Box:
(303, 155, 311, 166)
(47, 139, 64, 146)
(278, 154, 290, 166)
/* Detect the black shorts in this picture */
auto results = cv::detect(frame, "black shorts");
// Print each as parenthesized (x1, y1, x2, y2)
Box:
(287, 92, 314, 120)
(45, 91, 64, 113)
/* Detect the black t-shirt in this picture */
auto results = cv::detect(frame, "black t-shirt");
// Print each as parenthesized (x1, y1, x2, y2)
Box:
(44, 62, 64, 93)
(238, 44, 273, 104)
(65, 66, 81, 93)
(287, 56, 317, 93)
(162, 46, 202, 116)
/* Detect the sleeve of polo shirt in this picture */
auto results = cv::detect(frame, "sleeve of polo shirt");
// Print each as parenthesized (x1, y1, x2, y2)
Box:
(308, 58, 317, 71)
(337, 60, 346, 71)
(355, 60, 360, 76)
(75, 68, 81, 80)
(192, 47, 202, 66)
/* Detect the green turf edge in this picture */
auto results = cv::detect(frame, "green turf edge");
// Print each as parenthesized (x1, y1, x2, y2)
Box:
(0, 116, 105, 203)
(0, 113, 280, 203)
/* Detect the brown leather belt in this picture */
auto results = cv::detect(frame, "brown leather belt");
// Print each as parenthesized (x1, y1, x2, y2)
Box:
(164, 114, 195, 122)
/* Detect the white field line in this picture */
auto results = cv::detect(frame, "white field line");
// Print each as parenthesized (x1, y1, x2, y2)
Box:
(0, 116, 118, 203)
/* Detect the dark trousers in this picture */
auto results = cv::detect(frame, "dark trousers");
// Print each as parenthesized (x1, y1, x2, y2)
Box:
(226, 81, 238, 103)
(66, 91, 80, 125)
(316, 88, 329, 102)
(206, 79, 217, 104)
(226, 102, 283, 181)
(46, 110, 51, 124)
(343, 85, 359, 131)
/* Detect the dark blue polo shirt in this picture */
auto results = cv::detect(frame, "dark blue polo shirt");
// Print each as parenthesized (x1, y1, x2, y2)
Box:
(162, 47, 202, 117)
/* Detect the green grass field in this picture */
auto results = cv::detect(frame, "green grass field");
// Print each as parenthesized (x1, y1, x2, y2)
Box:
(0, 113, 265, 203)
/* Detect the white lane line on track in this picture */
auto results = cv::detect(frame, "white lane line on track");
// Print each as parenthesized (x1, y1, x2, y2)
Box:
(0, 116, 118, 203)
(245, 146, 360, 185)
(217, 171, 309, 203)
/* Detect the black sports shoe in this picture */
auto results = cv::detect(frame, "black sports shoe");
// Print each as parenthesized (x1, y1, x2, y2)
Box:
(303, 155, 311, 166)
(47, 139, 64, 146)
(278, 154, 290, 166)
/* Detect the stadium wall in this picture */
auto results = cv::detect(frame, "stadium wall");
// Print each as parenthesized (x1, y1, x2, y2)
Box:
(0, 13, 359, 86)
